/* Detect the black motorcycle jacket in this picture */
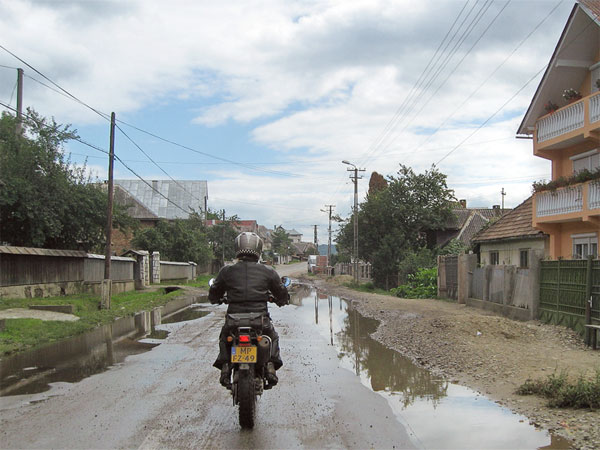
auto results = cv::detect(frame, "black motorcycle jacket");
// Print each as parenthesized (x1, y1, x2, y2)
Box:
(208, 259, 289, 313)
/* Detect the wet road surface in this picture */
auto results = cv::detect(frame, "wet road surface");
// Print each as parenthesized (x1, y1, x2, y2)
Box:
(0, 277, 568, 449)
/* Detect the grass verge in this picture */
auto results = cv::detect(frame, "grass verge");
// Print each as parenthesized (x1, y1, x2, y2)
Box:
(0, 288, 184, 356)
(159, 274, 214, 288)
(516, 370, 600, 409)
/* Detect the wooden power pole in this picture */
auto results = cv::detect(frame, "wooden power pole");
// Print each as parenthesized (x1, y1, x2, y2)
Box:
(102, 112, 116, 309)
(15, 68, 23, 135)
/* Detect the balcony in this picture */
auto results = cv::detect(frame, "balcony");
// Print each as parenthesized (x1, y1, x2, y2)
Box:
(534, 93, 600, 155)
(534, 180, 600, 225)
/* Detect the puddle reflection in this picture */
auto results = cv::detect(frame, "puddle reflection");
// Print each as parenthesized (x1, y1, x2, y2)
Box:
(293, 288, 571, 450)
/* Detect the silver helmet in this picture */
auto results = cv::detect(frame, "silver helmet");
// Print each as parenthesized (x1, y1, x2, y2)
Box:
(234, 232, 263, 259)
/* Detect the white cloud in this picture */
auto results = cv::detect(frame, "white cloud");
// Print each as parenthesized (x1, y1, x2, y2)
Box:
(0, 0, 573, 237)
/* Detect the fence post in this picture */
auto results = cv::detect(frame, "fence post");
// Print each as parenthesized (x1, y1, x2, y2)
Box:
(585, 255, 593, 346)
(530, 250, 543, 320)
(458, 254, 477, 304)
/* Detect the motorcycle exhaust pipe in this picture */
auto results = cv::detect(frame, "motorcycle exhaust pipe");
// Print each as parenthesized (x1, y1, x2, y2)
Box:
(257, 335, 272, 365)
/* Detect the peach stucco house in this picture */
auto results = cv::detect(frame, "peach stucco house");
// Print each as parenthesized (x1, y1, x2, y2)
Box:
(517, 1, 600, 259)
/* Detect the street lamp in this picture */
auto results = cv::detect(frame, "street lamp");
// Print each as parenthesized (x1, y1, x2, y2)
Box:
(342, 160, 365, 284)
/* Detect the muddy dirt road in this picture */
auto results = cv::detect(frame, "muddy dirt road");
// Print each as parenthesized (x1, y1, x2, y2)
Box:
(0, 266, 572, 449)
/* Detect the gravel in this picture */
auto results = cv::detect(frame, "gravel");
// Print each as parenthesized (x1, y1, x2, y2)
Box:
(315, 278, 600, 450)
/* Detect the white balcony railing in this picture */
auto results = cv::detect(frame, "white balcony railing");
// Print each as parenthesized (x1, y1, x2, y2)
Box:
(537, 101, 584, 143)
(536, 185, 583, 217)
(591, 94, 600, 124)
(589, 182, 600, 210)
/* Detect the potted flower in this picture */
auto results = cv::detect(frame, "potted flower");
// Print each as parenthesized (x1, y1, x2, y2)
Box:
(563, 88, 582, 102)
(544, 100, 559, 114)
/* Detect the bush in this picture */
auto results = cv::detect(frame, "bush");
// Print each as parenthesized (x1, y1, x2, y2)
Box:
(391, 267, 437, 299)
(517, 370, 600, 409)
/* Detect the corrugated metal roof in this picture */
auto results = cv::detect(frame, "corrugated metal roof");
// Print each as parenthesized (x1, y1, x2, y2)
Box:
(0, 246, 87, 257)
(114, 180, 208, 220)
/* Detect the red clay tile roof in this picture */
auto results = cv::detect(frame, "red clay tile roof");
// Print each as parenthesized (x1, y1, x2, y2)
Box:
(580, 0, 600, 22)
(472, 196, 547, 243)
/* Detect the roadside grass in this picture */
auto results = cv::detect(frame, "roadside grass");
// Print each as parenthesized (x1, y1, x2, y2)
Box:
(0, 288, 183, 356)
(159, 274, 214, 288)
(343, 281, 394, 296)
(516, 370, 600, 409)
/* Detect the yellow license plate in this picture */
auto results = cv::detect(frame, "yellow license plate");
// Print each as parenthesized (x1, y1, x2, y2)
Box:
(231, 346, 257, 363)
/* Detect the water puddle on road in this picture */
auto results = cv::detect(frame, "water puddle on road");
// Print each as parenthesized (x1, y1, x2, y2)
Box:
(0, 302, 210, 397)
(292, 287, 571, 450)
(161, 305, 210, 324)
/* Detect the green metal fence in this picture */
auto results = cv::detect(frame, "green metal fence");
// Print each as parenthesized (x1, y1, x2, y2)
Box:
(540, 259, 600, 341)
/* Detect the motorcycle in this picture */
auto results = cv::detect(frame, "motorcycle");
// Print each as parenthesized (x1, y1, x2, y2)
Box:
(208, 276, 291, 429)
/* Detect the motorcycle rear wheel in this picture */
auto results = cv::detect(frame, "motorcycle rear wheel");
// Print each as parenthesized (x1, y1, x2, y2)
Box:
(237, 367, 256, 429)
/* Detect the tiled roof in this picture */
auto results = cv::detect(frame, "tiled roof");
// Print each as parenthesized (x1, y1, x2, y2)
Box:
(447, 208, 503, 229)
(0, 246, 87, 257)
(114, 180, 207, 220)
(472, 197, 547, 243)
(580, 0, 600, 24)
(457, 212, 489, 245)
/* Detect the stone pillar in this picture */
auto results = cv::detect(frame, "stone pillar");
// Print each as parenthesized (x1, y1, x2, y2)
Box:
(151, 307, 162, 327)
(458, 254, 477, 304)
(142, 252, 150, 286)
(151, 252, 161, 284)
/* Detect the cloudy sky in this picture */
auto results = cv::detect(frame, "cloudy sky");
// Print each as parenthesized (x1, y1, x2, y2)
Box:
(0, 0, 574, 242)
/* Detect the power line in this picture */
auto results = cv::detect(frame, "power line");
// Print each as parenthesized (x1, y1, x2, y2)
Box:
(0, 63, 18, 70)
(403, 0, 563, 163)
(365, 0, 505, 165)
(0, 100, 192, 214)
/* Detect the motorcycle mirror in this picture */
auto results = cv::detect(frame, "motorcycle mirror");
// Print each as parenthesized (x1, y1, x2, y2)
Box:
(208, 278, 215, 287)
(281, 276, 291, 287)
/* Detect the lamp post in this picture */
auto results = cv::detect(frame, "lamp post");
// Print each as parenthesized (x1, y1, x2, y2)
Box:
(342, 160, 365, 284)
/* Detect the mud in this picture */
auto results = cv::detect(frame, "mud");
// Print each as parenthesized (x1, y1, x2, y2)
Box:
(315, 276, 600, 449)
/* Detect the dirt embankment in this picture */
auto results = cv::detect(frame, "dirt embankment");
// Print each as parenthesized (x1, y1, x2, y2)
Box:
(313, 277, 600, 449)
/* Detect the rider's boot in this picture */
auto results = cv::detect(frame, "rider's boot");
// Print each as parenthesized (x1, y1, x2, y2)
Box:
(265, 362, 278, 386)
(220, 363, 232, 389)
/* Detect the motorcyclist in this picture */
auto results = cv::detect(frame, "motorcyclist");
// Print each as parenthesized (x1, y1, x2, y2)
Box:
(209, 231, 289, 389)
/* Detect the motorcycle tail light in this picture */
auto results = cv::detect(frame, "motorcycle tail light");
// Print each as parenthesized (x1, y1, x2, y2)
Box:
(256, 336, 262, 342)
(239, 335, 250, 343)
(227, 336, 233, 343)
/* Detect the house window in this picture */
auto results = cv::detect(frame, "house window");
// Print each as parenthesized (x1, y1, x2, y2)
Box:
(572, 233, 598, 259)
(490, 251, 499, 265)
(571, 149, 600, 174)
(519, 249, 529, 268)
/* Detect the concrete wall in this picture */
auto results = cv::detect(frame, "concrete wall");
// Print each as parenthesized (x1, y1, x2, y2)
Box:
(160, 261, 193, 281)
(479, 238, 547, 266)
(463, 250, 543, 321)
(0, 251, 136, 299)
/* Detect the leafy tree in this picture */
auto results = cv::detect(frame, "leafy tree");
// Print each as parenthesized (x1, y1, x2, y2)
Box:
(271, 226, 293, 256)
(131, 212, 212, 264)
(0, 110, 132, 251)
(205, 211, 239, 263)
(336, 165, 455, 289)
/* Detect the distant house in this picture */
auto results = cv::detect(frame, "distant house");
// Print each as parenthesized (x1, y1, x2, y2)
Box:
(114, 180, 208, 220)
(426, 200, 507, 249)
(292, 241, 317, 258)
(517, 1, 600, 259)
(111, 179, 208, 252)
(472, 196, 548, 267)
(205, 219, 259, 234)
(286, 229, 302, 243)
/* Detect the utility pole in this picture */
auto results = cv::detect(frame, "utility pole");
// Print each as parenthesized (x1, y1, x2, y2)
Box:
(342, 161, 365, 284)
(222, 209, 226, 265)
(102, 112, 116, 310)
(322, 205, 335, 268)
(15, 68, 23, 135)
(501, 187, 506, 213)
(312, 225, 318, 248)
